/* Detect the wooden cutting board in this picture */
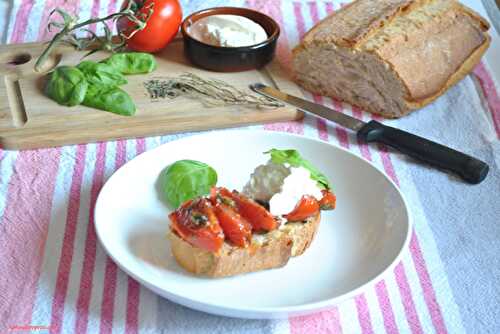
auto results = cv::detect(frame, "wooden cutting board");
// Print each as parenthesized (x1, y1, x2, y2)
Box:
(0, 37, 302, 150)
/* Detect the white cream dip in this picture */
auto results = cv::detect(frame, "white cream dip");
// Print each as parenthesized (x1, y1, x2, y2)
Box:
(189, 14, 268, 47)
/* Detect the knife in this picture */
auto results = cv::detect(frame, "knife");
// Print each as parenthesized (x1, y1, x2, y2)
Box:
(250, 83, 489, 184)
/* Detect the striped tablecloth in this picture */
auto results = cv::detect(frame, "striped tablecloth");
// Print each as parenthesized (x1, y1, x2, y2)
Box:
(1, 1, 499, 333)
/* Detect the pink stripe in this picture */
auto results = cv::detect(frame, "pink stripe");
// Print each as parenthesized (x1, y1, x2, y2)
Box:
(376, 143, 399, 186)
(394, 263, 424, 334)
(473, 62, 500, 137)
(326, 2, 335, 14)
(308, 1, 320, 23)
(0, 149, 60, 333)
(89, 0, 101, 33)
(107, 0, 118, 14)
(290, 307, 342, 334)
(125, 279, 140, 334)
(50, 145, 87, 334)
(410, 233, 448, 333)
(375, 281, 399, 334)
(352, 107, 372, 160)
(369, 116, 399, 185)
(99, 140, 128, 334)
(116, 140, 127, 167)
(136, 138, 146, 155)
(308, 4, 329, 142)
(10, 0, 35, 43)
(74, 143, 107, 334)
(99, 260, 118, 334)
(355, 295, 375, 334)
(37, 0, 81, 41)
(293, 2, 307, 39)
(124, 139, 147, 334)
(331, 99, 350, 149)
(313, 96, 329, 141)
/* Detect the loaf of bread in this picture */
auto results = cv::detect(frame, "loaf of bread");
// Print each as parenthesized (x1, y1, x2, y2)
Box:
(169, 213, 320, 278)
(292, 0, 491, 118)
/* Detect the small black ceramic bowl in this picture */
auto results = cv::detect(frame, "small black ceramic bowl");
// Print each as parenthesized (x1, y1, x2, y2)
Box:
(181, 7, 280, 72)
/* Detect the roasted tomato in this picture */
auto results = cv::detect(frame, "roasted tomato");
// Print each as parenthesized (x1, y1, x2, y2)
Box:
(231, 190, 278, 232)
(119, 0, 182, 53)
(284, 195, 320, 222)
(169, 198, 224, 252)
(210, 187, 252, 247)
(213, 203, 252, 247)
(209, 186, 233, 203)
(210, 187, 277, 232)
(318, 190, 336, 210)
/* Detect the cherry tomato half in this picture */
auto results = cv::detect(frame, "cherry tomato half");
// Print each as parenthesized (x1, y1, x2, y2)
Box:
(318, 190, 336, 210)
(231, 190, 278, 232)
(169, 198, 224, 252)
(213, 203, 252, 248)
(210, 187, 278, 232)
(284, 195, 320, 222)
(120, 0, 182, 53)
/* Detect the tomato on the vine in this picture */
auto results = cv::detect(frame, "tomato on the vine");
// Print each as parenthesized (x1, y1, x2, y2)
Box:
(120, 0, 182, 53)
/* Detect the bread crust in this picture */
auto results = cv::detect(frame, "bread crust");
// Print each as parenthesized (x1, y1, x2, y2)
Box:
(169, 213, 321, 278)
(292, 0, 490, 118)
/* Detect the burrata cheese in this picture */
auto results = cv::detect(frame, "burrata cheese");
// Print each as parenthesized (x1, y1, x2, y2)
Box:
(243, 161, 323, 217)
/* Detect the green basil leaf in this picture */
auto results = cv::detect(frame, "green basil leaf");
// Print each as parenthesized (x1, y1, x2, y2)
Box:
(102, 52, 156, 74)
(265, 149, 330, 189)
(161, 160, 218, 208)
(82, 84, 136, 116)
(77, 60, 127, 86)
(45, 66, 88, 106)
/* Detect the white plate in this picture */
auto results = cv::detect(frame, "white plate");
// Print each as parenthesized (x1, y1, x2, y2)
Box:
(95, 130, 411, 319)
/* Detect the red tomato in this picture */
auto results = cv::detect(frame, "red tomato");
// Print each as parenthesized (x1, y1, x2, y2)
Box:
(119, 0, 182, 53)
(169, 198, 224, 252)
(284, 195, 320, 222)
(230, 190, 278, 232)
(213, 203, 252, 248)
(210, 187, 277, 232)
(318, 190, 336, 210)
(209, 186, 233, 204)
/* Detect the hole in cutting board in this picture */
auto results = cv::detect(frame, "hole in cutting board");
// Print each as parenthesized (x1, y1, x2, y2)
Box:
(6, 53, 32, 66)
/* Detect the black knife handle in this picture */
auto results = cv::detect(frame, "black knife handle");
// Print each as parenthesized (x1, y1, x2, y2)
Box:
(357, 120, 489, 184)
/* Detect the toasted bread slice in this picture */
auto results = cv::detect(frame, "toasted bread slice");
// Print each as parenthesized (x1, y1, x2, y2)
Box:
(168, 213, 321, 278)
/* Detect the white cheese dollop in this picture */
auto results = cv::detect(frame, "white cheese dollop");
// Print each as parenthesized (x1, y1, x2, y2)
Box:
(189, 14, 268, 47)
(243, 161, 323, 217)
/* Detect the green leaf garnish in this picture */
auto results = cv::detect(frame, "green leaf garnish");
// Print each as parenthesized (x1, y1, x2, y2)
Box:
(265, 149, 330, 190)
(161, 160, 218, 208)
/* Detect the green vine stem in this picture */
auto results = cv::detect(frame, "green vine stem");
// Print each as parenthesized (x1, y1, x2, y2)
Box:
(35, 1, 153, 72)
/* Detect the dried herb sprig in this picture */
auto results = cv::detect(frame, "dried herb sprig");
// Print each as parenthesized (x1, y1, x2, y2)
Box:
(143, 73, 284, 109)
(35, 1, 153, 72)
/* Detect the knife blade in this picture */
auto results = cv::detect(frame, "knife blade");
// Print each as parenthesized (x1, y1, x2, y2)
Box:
(251, 83, 489, 184)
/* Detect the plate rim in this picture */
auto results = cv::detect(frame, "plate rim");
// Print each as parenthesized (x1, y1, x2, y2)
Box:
(94, 129, 412, 318)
